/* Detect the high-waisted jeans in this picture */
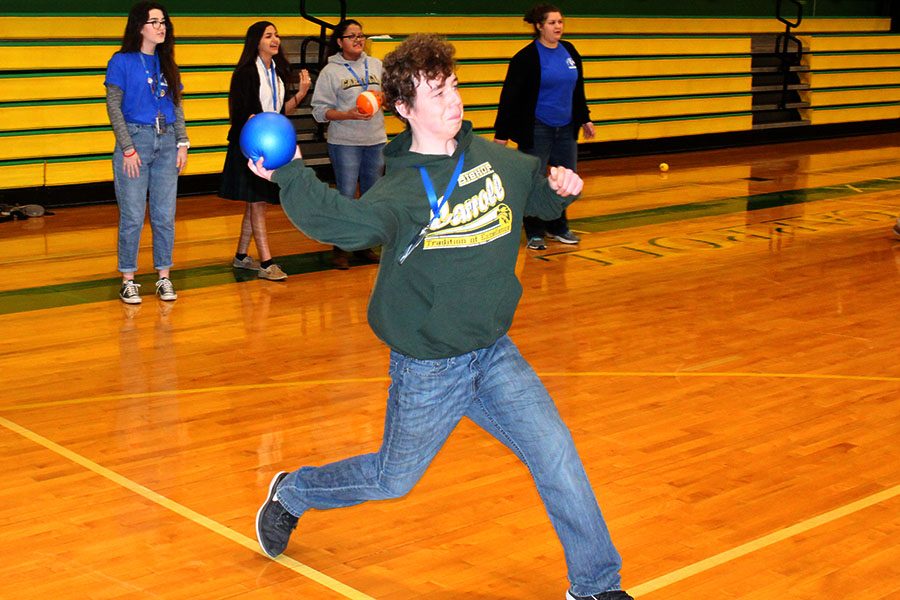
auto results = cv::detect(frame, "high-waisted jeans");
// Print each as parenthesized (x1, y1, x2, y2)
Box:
(112, 124, 178, 273)
(522, 120, 578, 239)
(327, 142, 385, 199)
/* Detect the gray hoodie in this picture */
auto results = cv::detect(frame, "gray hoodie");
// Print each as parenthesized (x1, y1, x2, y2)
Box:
(311, 52, 387, 147)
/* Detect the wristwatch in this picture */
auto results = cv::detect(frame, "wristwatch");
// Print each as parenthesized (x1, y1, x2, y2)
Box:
(177, 141, 191, 148)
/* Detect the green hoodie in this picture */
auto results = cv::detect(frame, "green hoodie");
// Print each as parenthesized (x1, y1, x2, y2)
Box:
(272, 121, 573, 359)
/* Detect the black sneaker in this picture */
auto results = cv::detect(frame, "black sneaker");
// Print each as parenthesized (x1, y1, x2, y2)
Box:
(566, 591, 634, 600)
(155, 277, 177, 301)
(119, 280, 142, 304)
(526, 236, 547, 250)
(546, 230, 581, 244)
(256, 471, 299, 558)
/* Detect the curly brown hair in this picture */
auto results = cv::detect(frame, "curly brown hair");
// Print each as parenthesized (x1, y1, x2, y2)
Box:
(382, 34, 456, 123)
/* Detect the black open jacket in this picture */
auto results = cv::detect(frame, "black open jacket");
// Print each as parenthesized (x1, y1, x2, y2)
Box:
(226, 61, 291, 143)
(493, 39, 591, 149)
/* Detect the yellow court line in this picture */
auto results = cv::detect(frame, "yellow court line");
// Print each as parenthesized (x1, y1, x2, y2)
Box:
(630, 482, 900, 597)
(0, 416, 376, 600)
(1, 370, 898, 413)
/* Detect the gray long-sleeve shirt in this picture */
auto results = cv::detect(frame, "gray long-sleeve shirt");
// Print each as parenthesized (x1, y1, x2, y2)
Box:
(105, 84, 188, 152)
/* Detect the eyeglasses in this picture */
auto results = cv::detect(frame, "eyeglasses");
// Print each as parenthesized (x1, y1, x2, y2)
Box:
(340, 34, 367, 41)
(145, 19, 167, 29)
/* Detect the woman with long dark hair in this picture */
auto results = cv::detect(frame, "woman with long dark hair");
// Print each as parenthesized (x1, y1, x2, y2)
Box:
(105, 1, 189, 304)
(311, 18, 385, 269)
(219, 21, 310, 281)
(494, 3, 594, 251)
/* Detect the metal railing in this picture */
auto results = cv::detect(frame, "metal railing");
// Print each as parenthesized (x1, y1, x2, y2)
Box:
(775, 0, 804, 109)
(299, 0, 347, 72)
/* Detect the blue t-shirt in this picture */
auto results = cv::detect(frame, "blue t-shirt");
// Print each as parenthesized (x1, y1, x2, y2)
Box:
(535, 42, 578, 128)
(104, 51, 178, 125)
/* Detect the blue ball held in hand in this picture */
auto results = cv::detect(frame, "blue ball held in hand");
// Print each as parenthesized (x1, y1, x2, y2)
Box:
(239, 112, 296, 170)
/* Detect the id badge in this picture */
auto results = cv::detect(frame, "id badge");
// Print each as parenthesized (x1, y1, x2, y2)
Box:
(155, 113, 167, 134)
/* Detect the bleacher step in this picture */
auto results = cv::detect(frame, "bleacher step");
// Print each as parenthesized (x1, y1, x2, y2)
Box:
(752, 120, 811, 129)
(752, 84, 810, 92)
(752, 102, 810, 110)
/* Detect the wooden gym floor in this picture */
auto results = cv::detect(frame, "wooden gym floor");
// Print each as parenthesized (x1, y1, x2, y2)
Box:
(1, 133, 898, 599)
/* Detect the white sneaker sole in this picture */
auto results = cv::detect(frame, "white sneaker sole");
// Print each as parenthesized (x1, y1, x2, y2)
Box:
(546, 234, 580, 244)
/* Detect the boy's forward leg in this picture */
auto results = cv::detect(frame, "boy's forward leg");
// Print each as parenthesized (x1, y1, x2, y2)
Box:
(257, 351, 474, 556)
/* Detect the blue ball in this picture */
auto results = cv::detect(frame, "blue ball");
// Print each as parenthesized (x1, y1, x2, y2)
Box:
(239, 112, 297, 170)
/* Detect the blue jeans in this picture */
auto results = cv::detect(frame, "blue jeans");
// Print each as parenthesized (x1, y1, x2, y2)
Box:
(276, 335, 623, 596)
(327, 142, 385, 199)
(522, 120, 578, 239)
(112, 124, 178, 273)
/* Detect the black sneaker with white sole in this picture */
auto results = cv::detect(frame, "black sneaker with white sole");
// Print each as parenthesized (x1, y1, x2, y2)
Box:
(526, 236, 547, 250)
(119, 280, 142, 304)
(566, 591, 634, 600)
(155, 277, 177, 301)
(256, 471, 299, 558)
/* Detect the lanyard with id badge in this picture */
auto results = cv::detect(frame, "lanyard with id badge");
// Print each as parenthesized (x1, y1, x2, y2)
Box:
(397, 152, 466, 265)
(344, 58, 369, 91)
(140, 52, 168, 133)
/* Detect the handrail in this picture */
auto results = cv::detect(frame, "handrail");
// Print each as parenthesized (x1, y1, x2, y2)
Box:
(774, 0, 804, 110)
(776, 0, 803, 29)
(299, 0, 347, 71)
(297, 0, 347, 154)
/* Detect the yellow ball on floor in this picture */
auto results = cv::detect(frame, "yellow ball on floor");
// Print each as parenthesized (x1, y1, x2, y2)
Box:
(659, 162, 669, 172)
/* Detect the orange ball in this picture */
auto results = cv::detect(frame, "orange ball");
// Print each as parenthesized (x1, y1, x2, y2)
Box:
(356, 90, 382, 116)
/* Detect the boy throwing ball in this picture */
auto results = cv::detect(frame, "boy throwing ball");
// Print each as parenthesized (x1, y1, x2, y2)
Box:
(249, 34, 632, 600)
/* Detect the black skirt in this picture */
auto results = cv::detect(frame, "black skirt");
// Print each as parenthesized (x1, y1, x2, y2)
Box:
(218, 140, 281, 204)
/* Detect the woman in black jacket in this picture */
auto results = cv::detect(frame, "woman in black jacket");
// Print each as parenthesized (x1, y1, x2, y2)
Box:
(494, 4, 594, 250)
(219, 21, 310, 280)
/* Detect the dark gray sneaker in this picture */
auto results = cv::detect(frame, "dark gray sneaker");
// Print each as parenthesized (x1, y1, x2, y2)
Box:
(566, 591, 634, 600)
(256, 471, 299, 558)
(526, 236, 547, 250)
(547, 230, 581, 244)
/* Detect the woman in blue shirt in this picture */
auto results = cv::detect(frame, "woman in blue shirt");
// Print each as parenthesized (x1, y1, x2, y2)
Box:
(494, 3, 595, 250)
(105, 1, 189, 304)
